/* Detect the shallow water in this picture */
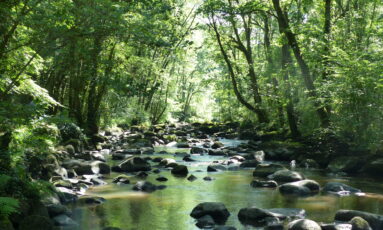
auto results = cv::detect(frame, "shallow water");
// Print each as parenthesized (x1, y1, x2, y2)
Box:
(72, 139, 383, 230)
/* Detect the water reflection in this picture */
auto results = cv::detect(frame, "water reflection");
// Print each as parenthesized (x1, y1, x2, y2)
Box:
(73, 142, 383, 230)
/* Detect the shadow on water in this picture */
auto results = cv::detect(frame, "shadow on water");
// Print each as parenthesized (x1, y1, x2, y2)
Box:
(72, 140, 383, 230)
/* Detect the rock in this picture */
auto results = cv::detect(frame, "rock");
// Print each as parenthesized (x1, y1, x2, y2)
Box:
(238, 207, 276, 226)
(119, 157, 151, 172)
(209, 149, 227, 156)
(133, 181, 157, 193)
(52, 214, 78, 227)
(212, 141, 224, 149)
(136, 171, 148, 178)
(112, 175, 130, 184)
(152, 169, 161, 174)
(268, 170, 304, 183)
(183, 155, 196, 162)
(322, 182, 361, 195)
(190, 202, 230, 224)
(267, 208, 306, 219)
(19, 215, 54, 230)
(203, 176, 213, 181)
(188, 175, 197, 181)
(65, 145, 75, 155)
(171, 165, 188, 176)
(350, 216, 372, 230)
(253, 164, 286, 177)
(230, 155, 245, 162)
(159, 158, 176, 167)
(279, 180, 320, 196)
(156, 176, 168, 182)
(328, 157, 365, 174)
(92, 161, 110, 174)
(240, 160, 261, 168)
(238, 207, 305, 226)
(111, 153, 127, 160)
(191, 147, 207, 154)
(176, 142, 190, 148)
(56, 187, 77, 204)
(320, 223, 352, 230)
(335, 210, 383, 230)
(196, 215, 216, 228)
(250, 180, 278, 188)
(152, 157, 163, 162)
(208, 164, 227, 172)
(287, 219, 321, 230)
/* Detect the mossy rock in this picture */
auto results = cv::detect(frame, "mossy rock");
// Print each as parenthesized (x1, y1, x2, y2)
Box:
(350, 216, 372, 230)
(19, 215, 54, 230)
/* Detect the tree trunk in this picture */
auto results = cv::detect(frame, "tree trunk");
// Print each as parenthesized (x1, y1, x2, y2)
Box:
(272, 0, 330, 128)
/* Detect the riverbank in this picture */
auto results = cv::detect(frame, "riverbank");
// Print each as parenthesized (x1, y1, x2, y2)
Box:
(3, 122, 383, 230)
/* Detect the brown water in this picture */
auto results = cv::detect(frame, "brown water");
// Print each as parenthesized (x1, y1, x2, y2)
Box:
(72, 141, 383, 230)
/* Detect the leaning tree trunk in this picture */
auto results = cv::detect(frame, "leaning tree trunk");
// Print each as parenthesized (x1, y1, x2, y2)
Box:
(272, 0, 330, 128)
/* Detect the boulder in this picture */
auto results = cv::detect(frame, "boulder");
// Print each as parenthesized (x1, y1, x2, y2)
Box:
(253, 164, 286, 177)
(322, 182, 361, 195)
(208, 164, 227, 172)
(187, 175, 197, 181)
(190, 202, 230, 224)
(279, 180, 320, 196)
(177, 142, 190, 148)
(350, 216, 372, 230)
(112, 175, 130, 184)
(238, 207, 305, 226)
(119, 157, 151, 172)
(209, 149, 227, 156)
(159, 158, 176, 167)
(268, 170, 304, 183)
(183, 156, 196, 162)
(156, 176, 168, 182)
(335, 210, 383, 230)
(191, 147, 207, 154)
(171, 165, 188, 176)
(133, 181, 158, 193)
(250, 180, 278, 188)
(237, 207, 276, 226)
(320, 223, 352, 230)
(212, 141, 224, 149)
(287, 219, 321, 230)
(240, 160, 261, 168)
(196, 215, 216, 228)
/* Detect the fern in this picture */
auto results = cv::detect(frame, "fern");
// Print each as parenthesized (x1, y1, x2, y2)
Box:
(0, 197, 19, 218)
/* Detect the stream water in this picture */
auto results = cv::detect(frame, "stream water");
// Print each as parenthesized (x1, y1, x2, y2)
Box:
(71, 139, 383, 230)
